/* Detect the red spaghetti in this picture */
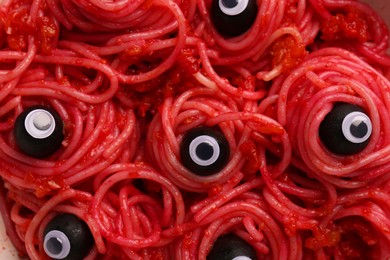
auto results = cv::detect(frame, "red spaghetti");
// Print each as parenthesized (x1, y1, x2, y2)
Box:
(0, 0, 389, 259)
(275, 47, 390, 186)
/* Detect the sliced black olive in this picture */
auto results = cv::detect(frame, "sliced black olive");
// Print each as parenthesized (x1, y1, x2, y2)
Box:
(180, 127, 230, 176)
(211, 0, 258, 37)
(207, 234, 257, 260)
(14, 105, 64, 158)
(43, 214, 93, 260)
(319, 103, 372, 155)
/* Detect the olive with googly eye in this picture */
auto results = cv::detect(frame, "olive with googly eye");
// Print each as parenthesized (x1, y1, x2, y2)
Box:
(43, 214, 93, 260)
(207, 234, 257, 260)
(14, 105, 64, 158)
(180, 127, 230, 176)
(211, 0, 258, 37)
(319, 103, 372, 155)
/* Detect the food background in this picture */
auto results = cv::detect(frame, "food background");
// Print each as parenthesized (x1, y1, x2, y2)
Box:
(0, 0, 388, 259)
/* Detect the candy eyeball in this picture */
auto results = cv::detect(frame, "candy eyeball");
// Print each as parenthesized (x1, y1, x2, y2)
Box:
(180, 127, 230, 176)
(43, 214, 93, 260)
(211, 0, 258, 37)
(14, 106, 64, 158)
(319, 103, 372, 155)
(44, 230, 71, 259)
(207, 234, 257, 260)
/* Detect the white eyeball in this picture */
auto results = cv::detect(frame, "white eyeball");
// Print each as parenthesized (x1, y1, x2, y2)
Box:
(207, 234, 257, 260)
(219, 0, 249, 16)
(15, 106, 64, 158)
(25, 109, 56, 139)
(189, 135, 221, 167)
(43, 214, 94, 260)
(341, 111, 372, 144)
(232, 256, 253, 260)
(43, 230, 71, 259)
(180, 127, 230, 176)
(319, 103, 372, 155)
(211, 0, 258, 37)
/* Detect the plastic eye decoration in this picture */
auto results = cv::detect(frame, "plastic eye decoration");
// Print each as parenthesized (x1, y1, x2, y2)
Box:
(43, 214, 93, 260)
(319, 103, 372, 155)
(180, 127, 230, 176)
(211, 0, 258, 37)
(14, 105, 64, 158)
(207, 234, 257, 260)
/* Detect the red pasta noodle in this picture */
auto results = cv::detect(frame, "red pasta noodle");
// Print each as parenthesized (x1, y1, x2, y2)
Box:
(145, 87, 286, 192)
(90, 163, 185, 249)
(167, 172, 304, 259)
(0, 0, 389, 259)
(3, 182, 104, 259)
(195, 0, 318, 64)
(309, 0, 390, 66)
(274, 47, 390, 187)
(0, 99, 140, 192)
(194, 0, 319, 97)
(305, 188, 390, 258)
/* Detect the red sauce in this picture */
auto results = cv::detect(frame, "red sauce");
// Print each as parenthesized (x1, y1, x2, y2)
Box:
(25, 172, 68, 198)
(282, 0, 299, 26)
(321, 10, 369, 43)
(305, 227, 341, 250)
(176, 48, 200, 75)
(239, 140, 260, 177)
(58, 76, 71, 86)
(0, 13, 5, 48)
(35, 15, 57, 54)
(120, 49, 199, 116)
(271, 35, 307, 74)
(305, 218, 379, 259)
(4, 9, 33, 51)
(4, 8, 58, 54)
(337, 218, 378, 259)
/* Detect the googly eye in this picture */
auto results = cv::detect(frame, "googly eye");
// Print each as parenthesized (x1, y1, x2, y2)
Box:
(44, 230, 71, 259)
(43, 214, 93, 260)
(207, 234, 257, 260)
(341, 111, 372, 144)
(319, 103, 372, 155)
(180, 127, 230, 176)
(211, 0, 258, 37)
(189, 135, 221, 167)
(14, 105, 64, 158)
(219, 0, 249, 16)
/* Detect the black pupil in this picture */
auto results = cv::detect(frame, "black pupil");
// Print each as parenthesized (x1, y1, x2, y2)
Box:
(222, 0, 239, 8)
(47, 237, 63, 255)
(350, 120, 368, 138)
(196, 142, 214, 160)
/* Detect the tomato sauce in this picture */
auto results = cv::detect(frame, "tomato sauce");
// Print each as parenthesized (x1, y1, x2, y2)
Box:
(120, 49, 199, 116)
(4, 7, 57, 54)
(271, 35, 307, 74)
(240, 140, 260, 177)
(321, 10, 369, 43)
